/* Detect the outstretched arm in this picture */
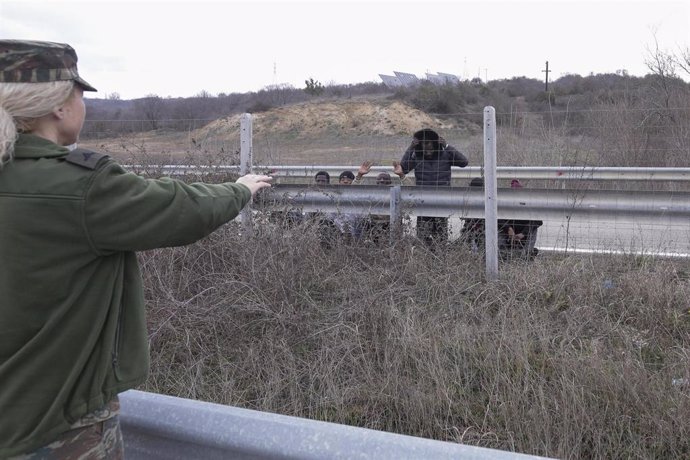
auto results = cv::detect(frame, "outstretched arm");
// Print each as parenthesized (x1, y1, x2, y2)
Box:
(85, 165, 272, 252)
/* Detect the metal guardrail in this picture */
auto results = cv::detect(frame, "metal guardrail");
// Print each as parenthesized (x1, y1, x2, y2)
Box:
(125, 165, 690, 182)
(119, 390, 554, 460)
(260, 184, 690, 222)
(259, 184, 690, 258)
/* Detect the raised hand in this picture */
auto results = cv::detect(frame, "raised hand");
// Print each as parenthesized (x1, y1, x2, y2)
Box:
(392, 160, 404, 177)
(358, 160, 373, 177)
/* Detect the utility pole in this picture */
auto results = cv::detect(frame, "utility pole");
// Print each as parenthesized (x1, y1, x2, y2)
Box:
(542, 61, 551, 92)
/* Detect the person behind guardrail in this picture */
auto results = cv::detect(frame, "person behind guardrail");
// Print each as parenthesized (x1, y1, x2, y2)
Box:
(332, 169, 365, 242)
(460, 177, 486, 253)
(0, 40, 272, 459)
(338, 170, 355, 185)
(497, 179, 543, 260)
(307, 170, 343, 247)
(353, 160, 410, 244)
(315, 170, 330, 186)
(399, 128, 469, 246)
(273, 170, 333, 229)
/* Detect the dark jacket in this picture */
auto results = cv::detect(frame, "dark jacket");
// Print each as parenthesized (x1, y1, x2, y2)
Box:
(0, 134, 251, 457)
(399, 143, 468, 186)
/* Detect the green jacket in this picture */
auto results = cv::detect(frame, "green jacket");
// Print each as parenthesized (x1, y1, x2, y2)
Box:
(0, 134, 251, 456)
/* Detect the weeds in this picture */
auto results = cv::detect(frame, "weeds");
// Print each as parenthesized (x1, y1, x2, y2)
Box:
(140, 219, 690, 459)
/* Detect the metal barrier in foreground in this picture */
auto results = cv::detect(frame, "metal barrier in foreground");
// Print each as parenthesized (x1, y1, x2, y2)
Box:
(120, 390, 554, 460)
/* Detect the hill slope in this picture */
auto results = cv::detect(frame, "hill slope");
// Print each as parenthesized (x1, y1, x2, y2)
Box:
(195, 99, 471, 141)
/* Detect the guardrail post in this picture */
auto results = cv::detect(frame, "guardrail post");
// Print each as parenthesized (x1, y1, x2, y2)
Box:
(484, 106, 499, 280)
(389, 185, 402, 245)
(240, 113, 253, 234)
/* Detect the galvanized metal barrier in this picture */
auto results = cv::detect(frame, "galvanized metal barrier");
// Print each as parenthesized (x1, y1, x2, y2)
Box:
(260, 184, 690, 222)
(119, 390, 554, 460)
(258, 184, 690, 257)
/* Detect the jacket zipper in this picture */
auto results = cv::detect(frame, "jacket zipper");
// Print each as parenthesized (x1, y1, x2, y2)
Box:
(112, 304, 124, 379)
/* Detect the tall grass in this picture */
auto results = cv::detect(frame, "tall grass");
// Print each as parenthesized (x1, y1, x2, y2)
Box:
(140, 219, 690, 459)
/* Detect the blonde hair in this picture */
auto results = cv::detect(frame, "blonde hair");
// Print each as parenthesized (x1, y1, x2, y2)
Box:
(0, 81, 75, 169)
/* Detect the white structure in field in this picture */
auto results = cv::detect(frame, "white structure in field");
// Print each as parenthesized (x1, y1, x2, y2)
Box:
(393, 71, 419, 86)
(380, 71, 462, 88)
(437, 72, 461, 84)
(425, 73, 447, 84)
(378, 74, 403, 87)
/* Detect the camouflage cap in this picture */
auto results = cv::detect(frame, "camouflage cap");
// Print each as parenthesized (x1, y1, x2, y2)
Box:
(0, 39, 97, 91)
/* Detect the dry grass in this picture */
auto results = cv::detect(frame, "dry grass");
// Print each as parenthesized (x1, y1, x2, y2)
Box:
(139, 218, 690, 459)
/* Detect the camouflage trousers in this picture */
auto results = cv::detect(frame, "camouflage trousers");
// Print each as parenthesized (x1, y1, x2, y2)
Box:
(10, 399, 124, 460)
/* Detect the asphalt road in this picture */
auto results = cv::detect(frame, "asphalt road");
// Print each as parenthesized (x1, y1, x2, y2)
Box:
(444, 215, 690, 257)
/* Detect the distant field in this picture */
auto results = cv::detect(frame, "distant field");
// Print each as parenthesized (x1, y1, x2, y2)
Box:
(81, 128, 488, 167)
(79, 132, 443, 165)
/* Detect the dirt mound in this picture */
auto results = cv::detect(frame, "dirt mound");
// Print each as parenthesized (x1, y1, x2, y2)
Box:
(195, 99, 461, 141)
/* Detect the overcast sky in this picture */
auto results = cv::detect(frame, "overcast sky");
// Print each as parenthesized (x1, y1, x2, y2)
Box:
(1, 0, 688, 99)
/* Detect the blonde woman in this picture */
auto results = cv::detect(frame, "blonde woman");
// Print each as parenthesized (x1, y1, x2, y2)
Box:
(0, 40, 272, 458)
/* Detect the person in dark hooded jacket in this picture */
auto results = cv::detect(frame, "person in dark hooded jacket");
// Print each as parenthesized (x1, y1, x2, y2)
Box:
(399, 128, 468, 245)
